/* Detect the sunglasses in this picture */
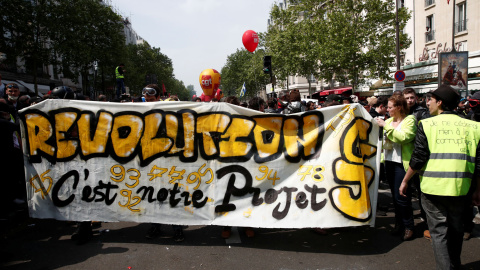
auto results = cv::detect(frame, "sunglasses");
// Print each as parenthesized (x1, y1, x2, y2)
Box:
(6, 85, 19, 89)
(142, 87, 156, 96)
(468, 99, 480, 107)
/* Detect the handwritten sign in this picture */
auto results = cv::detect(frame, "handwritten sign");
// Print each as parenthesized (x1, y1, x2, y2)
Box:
(19, 100, 380, 228)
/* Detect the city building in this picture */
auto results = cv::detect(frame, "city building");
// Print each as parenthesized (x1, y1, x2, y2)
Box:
(376, 0, 480, 96)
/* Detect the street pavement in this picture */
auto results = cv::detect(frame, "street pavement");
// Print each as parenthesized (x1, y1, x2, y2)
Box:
(2, 183, 479, 270)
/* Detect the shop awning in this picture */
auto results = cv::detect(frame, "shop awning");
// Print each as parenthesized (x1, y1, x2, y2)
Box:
(319, 90, 335, 96)
(333, 87, 353, 95)
(358, 90, 376, 97)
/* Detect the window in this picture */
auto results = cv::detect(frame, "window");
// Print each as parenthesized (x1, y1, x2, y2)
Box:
(426, 15, 435, 42)
(455, 2, 467, 34)
(425, 0, 435, 7)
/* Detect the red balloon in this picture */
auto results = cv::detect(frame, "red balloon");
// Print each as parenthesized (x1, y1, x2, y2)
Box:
(242, 30, 259, 53)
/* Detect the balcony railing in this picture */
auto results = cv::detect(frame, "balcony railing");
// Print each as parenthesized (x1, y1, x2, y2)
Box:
(425, 30, 435, 43)
(425, 0, 435, 7)
(455, 20, 467, 34)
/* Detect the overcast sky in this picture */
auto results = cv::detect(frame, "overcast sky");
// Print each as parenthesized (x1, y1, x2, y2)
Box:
(110, 0, 276, 96)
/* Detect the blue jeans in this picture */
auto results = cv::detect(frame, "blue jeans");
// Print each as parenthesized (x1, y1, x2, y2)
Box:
(116, 78, 125, 98)
(385, 161, 414, 230)
(422, 193, 465, 270)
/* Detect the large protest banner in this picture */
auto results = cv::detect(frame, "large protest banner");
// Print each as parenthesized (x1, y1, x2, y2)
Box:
(19, 100, 380, 228)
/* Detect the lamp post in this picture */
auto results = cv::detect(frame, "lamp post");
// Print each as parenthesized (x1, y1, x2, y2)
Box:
(451, 0, 456, 51)
(93, 61, 98, 100)
(395, 0, 400, 71)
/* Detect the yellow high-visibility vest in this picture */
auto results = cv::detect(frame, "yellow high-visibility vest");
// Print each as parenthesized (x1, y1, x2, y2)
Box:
(115, 66, 124, 79)
(420, 114, 480, 196)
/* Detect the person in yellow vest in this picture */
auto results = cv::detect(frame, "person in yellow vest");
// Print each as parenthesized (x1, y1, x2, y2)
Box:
(115, 64, 125, 98)
(400, 85, 480, 270)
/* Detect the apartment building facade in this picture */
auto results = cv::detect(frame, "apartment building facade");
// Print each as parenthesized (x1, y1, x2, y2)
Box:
(377, 0, 480, 96)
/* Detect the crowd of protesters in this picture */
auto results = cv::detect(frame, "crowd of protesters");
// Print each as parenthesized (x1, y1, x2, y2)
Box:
(1, 75, 480, 269)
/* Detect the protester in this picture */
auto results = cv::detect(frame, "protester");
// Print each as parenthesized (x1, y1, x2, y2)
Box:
(375, 94, 416, 241)
(0, 101, 22, 217)
(248, 97, 266, 112)
(403, 88, 429, 122)
(225, 96, 240, 106)
(369, 96, 388, 118)
(142, 84, 161, 102)
(97, 94, 107, 101)
(18, 95, 31, 108)
(115, 63, 126, 98)
(277, 90, 289, 113)
(342, 96, 353, 104)
(370, 96, 388, 190)
(282, 90, 305, 114)
(265, 98, 277, 113)
(400, 85, 480, 269)
(462, 91, 480, 240)
(5, 83, 23, 119)
(456, 97, 468, 117)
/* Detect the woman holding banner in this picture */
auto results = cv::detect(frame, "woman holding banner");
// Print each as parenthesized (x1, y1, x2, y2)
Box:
(375, 95, 417, 241)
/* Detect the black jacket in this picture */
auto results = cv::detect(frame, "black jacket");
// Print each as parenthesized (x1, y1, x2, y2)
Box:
(410, 103, 430, 122)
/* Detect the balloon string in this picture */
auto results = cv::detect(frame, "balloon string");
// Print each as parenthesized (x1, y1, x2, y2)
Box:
(252, 51, 258, 97)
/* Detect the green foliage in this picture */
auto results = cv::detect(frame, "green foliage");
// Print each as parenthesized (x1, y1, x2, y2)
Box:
(169, 79, 191, 101)
(186, 85, 196, 100)
(0, 0, 60, 94)
(0, 0, 127, 94)
(51, 0, 126, 91)
(265, 0, 411, 90)
(123, 43, 178, 97)
(221, 47, 271, 99)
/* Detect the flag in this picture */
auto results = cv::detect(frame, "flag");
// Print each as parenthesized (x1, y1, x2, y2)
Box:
(162, 83, 167, 96)
(240, 82, 246, 97)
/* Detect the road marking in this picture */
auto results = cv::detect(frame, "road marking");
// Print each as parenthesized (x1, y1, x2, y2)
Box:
(225, 227, 241, 244)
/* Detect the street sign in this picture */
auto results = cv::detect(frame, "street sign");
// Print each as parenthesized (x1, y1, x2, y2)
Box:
(393, 82, 405, 92)
(266, 83, 273, 94)
(394, 70, 406, 82)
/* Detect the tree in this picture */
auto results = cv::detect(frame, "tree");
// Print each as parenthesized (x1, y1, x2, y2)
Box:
(186, 84, 196, 100)
(169, 79, 190, 101)
(51, 0, 126, 94)
(0, 0, 126, 95)
(0, 0, 59, 95)
(221, 47, 270, 99)
(123, 42, 174, 96)
(265, 0, 411, 91)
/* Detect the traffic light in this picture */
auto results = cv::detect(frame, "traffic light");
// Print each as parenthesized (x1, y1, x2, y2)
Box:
(263, 56, 272, 74)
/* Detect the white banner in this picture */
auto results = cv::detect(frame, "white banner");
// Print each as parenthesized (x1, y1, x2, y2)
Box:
(19, 100, 380, 228)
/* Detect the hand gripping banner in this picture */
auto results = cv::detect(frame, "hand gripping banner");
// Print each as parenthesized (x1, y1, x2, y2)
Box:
(19, 100, 380, 228)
